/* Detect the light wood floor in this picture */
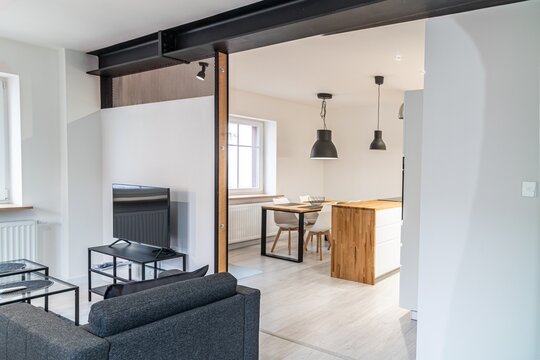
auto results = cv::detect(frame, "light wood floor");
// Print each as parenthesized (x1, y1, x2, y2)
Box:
(230, 238, 417, 360)
(30, 238, 415, 360)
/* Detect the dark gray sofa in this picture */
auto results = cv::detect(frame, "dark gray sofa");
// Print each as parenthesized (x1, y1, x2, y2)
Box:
(0, 272, 260, 360)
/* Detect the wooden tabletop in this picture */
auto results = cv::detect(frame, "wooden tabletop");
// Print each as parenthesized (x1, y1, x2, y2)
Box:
(332, 200, 402, 211)
(262, 201, 336, 214)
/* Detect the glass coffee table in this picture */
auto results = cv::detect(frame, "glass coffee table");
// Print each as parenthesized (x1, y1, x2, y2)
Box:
(0, 269, 79, 325)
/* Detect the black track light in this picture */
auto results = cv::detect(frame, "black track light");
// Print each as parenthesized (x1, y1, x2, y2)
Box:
(196, 62, 209, 81)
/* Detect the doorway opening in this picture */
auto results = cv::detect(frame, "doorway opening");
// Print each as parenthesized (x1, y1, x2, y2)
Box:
(225, 19, 425, 359)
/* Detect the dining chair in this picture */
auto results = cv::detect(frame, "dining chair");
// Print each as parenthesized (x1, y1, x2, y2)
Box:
(271, 197, 299, 255)
(299, 195, 319, 225)
(304, 204, 333, 261)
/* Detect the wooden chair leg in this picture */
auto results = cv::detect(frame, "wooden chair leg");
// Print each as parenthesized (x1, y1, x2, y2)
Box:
(318, 234, 323, 261)
(288, 230, 292, 255)
(327, 230, 332, 250)
(271, 228, 282, 253)
(304, 232, 311, 252)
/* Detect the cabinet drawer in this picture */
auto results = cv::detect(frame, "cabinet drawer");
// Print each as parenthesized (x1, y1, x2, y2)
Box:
(375, 223, 401, 244)
(376, 207, 402, 228)
(375, 238, 401, 278)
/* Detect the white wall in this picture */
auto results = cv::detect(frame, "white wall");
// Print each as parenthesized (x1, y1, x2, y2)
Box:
(101, 97, 215, 272)
(230, 89, 324, 201)
(399, 90, 423, 313)
(0, 37, 64, 275)
(323, 89, 404, 201)
(231, 89, 404, 202)
(0, 37, 100, 278)
(64, 49, 101, 279)
(417, 2, 540, 359)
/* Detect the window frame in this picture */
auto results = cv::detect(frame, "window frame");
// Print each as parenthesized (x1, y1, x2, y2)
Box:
(228, 115, 264, 195)
(0, 78, 9, 203)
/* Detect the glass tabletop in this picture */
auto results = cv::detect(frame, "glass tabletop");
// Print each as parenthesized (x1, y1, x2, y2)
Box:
(0, 259, 48, 276)
(0, 271, 77, 305)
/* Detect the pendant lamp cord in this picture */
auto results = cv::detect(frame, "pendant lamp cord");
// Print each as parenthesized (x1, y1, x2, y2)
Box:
(377, 84, 381, 131)
(320, 99, 327, 130)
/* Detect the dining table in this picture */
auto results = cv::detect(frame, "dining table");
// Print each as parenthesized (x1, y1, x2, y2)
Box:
(260, 201, 335, 263)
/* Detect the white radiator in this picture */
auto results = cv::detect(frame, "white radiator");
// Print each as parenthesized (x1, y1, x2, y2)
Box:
(0, 220, 37, 261)
(229, 202, 278, 244)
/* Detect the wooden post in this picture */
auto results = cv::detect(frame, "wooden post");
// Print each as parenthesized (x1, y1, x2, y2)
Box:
(215, 51, 228, 273)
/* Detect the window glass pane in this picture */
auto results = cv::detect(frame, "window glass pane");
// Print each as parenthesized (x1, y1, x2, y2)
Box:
(238, 124, 254, 146)
(228, 122, 238, 145)
(238, 147, 259, 189)
(228, 145, 238, 189)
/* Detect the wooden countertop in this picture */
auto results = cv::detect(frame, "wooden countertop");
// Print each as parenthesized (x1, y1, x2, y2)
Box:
(333, 200, 401, 211)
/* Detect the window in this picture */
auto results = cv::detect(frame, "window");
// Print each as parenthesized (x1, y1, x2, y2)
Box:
(228, 117, 263, 193)
(0, 79, 8, 202)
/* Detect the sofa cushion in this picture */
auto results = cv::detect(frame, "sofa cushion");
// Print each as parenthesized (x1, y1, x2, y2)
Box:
(86, 272, 238, 338)
(103, 265, 208, 299)
(0, 303, 109, 360)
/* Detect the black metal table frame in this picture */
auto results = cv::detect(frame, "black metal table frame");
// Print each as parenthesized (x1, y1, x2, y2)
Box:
(261, 208, 307, 263)
(88, 246, 187, 302)
(0, 259, 50, 311)
(0, 272, 79, 325)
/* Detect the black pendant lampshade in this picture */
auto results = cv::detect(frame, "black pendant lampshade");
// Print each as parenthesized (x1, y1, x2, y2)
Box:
(370, 75, 387, 151)
(311, 129, 338, 159)
(370, 130, 386, 150)
(310, 93, 338, 159)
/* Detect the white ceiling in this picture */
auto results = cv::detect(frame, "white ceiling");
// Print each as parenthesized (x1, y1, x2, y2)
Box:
(230, 20, 425, 106)
(0, 0, 258, 51)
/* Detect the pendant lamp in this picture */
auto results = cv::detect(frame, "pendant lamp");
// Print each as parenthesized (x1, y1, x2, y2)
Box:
(370, 76, 387, 151)
(310, 93, 338, 159)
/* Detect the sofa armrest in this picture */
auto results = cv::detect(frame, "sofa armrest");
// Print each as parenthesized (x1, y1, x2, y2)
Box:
(0, 303, 109, 360)
(236, 285, 261, 360)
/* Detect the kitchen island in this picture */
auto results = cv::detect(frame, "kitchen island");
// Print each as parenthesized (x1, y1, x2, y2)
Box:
(331, 200, 402, 285)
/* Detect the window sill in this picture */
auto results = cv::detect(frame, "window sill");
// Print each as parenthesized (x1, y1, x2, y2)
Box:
(229, 194, 282, 205)
(0, 204, 33, 212)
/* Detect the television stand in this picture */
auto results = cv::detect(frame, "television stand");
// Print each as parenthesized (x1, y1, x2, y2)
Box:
(87, 242, 186, 301)
(152, 247, 176, 258)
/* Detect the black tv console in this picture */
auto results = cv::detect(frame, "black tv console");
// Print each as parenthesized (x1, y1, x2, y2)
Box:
(87, 242, 186, 301)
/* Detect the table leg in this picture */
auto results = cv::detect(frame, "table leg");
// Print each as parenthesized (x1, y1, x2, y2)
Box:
(154, 261, 158, 279)
(112, 256, 117, 284)
(128, 263, 132, 281)
(44, 268, 49, 311)
(261, 208, 267, 255)
(142, 263, 146, 281)
(75, 287, 80, 326)
(182, 256, 186, 271)
(87, 249, 92, 302)
(298, 213, 304, 263)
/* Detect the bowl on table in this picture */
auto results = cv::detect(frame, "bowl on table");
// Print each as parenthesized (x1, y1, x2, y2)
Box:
(308, 196, 325, 206)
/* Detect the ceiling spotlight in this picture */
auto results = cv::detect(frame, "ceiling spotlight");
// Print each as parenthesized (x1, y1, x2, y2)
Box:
(394, 54, 402, 61)
(196, 62, 209, 81)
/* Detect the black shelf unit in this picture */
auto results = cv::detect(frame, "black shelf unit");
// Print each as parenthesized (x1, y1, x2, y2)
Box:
(87, 242, 186, 301)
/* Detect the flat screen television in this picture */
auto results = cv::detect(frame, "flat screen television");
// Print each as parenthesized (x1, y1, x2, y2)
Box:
(112, 184, 171, 250)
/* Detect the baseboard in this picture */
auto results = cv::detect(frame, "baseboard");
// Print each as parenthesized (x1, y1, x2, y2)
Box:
(229, 238, 260, 250)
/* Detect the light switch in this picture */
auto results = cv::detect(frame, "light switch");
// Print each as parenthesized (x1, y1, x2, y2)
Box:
(522, 181, 537, 197)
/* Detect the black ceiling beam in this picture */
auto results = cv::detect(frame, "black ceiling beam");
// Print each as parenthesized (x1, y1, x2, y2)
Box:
(87, 32, 187, 77)
(87, 0, 523, 77)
